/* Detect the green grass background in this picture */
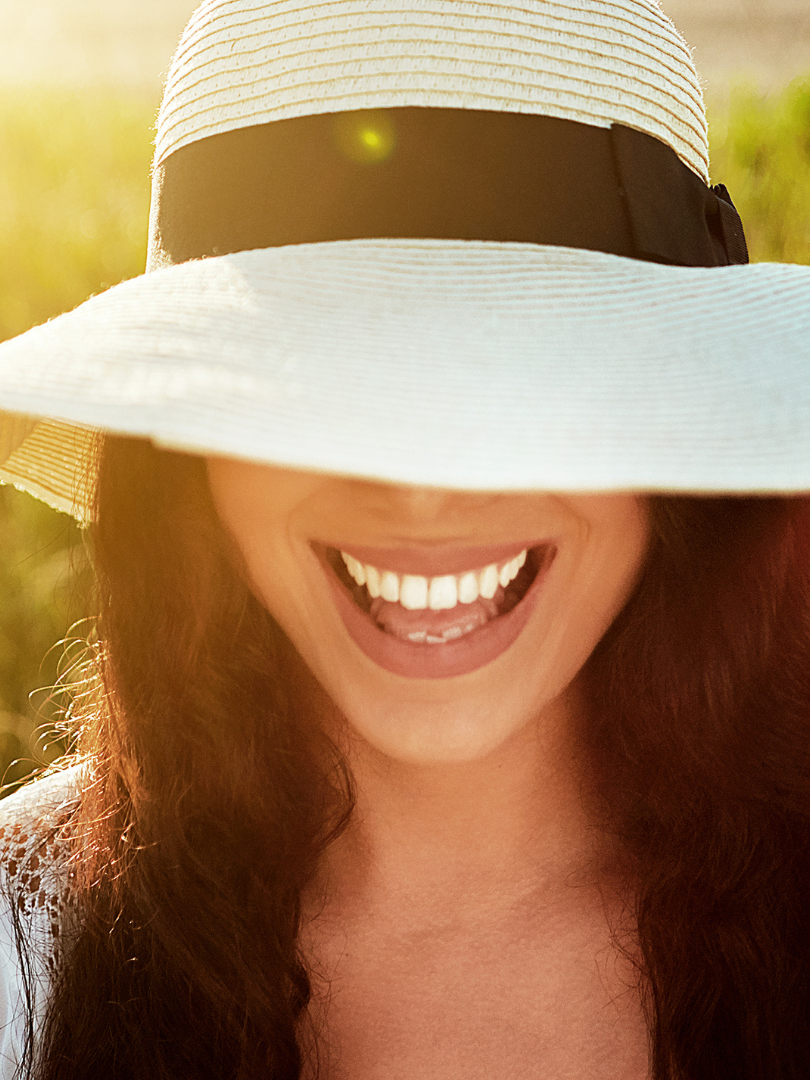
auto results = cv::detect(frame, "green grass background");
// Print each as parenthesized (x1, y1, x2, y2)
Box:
(0, 80, 808, 786)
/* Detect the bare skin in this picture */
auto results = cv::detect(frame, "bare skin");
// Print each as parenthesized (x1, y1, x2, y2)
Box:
(298, 702, 650, 1080)
(206, 463, 652, 1078)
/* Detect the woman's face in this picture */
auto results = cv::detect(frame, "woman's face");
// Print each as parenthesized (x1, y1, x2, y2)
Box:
(206, 460, 650, 763)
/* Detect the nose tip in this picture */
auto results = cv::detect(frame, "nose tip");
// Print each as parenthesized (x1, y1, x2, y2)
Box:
(394, 486, 457, 521)
(378, 484, 501, 526)
(350, 478, 502, 531)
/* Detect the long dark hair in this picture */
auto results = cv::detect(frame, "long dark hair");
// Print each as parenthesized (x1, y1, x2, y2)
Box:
(17, 437, 810, 1079)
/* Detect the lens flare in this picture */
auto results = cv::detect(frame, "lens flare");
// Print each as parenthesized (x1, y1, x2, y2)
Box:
(332, 109, 396, 163)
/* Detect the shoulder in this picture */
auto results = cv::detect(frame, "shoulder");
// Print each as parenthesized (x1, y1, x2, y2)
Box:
(0, 763, 84, 1078)
(0, 763, 84, 961)
(0, 762, 83, 866)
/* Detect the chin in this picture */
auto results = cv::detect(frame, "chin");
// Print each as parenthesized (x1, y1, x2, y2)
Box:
(317, 661, 568, 766)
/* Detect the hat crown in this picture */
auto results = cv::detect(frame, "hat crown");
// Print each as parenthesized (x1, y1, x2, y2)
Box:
(156, 0, 709, 182)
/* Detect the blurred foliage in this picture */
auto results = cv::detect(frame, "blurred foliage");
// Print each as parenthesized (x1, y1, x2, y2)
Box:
(0, 88, 155, 342)
(708, 77, 810, 264)
(0, 81, 808, 790)
(0, 486, 91, 789)
(0, 88, 155, 790)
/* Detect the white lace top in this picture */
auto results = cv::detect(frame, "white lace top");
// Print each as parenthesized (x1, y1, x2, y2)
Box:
(0, 768, 80, 1078)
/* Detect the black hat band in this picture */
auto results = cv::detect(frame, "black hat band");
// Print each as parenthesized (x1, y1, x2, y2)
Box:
(151, 108, 749, 269)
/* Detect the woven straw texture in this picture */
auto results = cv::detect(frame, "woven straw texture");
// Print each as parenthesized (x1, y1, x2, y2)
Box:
(156, 0, 710, 181)
(2, 1, 808, 514)
(1, 240, 810, 518)
(0, 415, 95, 517)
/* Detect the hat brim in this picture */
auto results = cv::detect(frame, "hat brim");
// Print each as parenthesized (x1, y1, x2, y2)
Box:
(1, 238, 809, 518)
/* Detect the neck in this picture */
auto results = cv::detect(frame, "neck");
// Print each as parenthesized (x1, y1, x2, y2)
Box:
(310, 688, 610, 925)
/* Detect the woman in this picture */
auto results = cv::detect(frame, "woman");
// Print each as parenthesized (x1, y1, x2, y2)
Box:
(0, 1, 809, 1077)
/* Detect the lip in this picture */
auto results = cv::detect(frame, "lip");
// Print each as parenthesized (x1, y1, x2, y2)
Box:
(317, 543, 555, 679)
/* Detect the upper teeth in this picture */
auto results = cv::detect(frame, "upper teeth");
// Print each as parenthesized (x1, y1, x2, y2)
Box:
(340, 550, 528, 610)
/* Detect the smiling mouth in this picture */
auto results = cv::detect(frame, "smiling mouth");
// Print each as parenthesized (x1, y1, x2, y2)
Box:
(319, 544, 557, 678)
(326, 545, 548, 646)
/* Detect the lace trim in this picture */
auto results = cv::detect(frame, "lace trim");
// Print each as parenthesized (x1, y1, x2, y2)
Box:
(0, 768, 82, 984)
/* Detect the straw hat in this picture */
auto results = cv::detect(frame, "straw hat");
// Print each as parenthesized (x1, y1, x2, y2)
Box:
(1, 0, 809, 517)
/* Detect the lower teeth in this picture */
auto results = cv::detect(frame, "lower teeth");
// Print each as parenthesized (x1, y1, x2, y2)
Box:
(371, 594, 501, 645)
(406, 624, 475, 645)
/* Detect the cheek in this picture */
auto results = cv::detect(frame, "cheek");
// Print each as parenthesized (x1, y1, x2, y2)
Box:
(584, 497, 649, 602)
(205, 459, 310, 615)
(546, 498, 650, 672)
(218, 519, 308, 637)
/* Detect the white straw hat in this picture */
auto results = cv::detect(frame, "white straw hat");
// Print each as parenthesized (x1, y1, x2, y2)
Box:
(1, 0, 809, 516)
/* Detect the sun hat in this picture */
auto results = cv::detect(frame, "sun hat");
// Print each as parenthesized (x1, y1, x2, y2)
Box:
(1, 0, 809, 518)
